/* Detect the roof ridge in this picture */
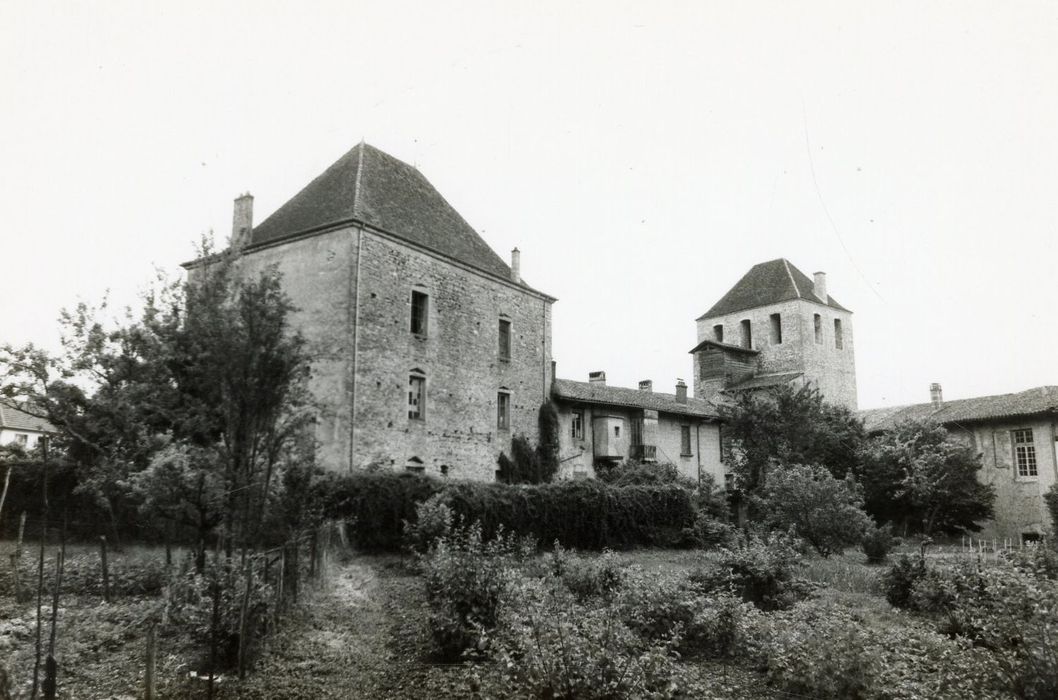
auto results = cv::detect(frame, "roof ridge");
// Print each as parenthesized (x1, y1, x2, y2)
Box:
(351, 140, 366, 217)
(782, 259, 802, 299)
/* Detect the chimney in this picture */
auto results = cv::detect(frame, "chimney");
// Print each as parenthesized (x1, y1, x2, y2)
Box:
(232, 193, 254, 249)
(589, 371, 606, 385)
(930, 383, 943, 407)
(675, 379, 688, 403)
(638, 380, 653, 392)
(813, 271, 827, 303)
(511, 247, 521, 284)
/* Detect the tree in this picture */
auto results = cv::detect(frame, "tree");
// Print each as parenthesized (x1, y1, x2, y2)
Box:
(718, 383, 867, 493)
(534, 400, 560, 480)
(755, 463, 872, 557)
(856, 419, 994, 536)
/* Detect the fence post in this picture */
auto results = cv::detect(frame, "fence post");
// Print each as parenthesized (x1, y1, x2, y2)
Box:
(99, 536, 111, 603)
(144, 623, 156, 700)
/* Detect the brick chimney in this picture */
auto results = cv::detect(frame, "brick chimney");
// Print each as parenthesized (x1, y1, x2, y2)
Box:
(675, 379, 688, 403)
(930, 383, 943, 407)
(813, 271, 827, 303)
(589, 371, 606, 385)
(638, 380, 653, 392)
(511, 247, 521, 284)
(231, 193, 254, 249)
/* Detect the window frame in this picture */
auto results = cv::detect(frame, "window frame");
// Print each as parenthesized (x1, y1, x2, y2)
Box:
(410, 290, 429, 337)
(680, 425, 692, 456)
(1013, 428, 1038, 478)
(408, 373, 426, 420)
(740, 319, 752, 349)
(834, 318, 844, 349)
(497, 391, 511, 431)
(769, 313, 782, 345)
(814, 314, 822, 344)
(713, 324, 724, 343)
(498, 318, 512, 361)
(571, 409, 584, 440)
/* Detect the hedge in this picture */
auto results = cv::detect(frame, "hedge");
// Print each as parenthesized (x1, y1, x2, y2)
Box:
(318, 471, 697, 551)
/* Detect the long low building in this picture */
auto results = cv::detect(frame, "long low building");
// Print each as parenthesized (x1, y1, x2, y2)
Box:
(861, 384, 1058, 542)
(551, 372, 724, 486)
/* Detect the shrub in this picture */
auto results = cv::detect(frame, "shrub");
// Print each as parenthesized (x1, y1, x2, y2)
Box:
(0, 551, 169, 599)
(755, 464, 872, 557)
(546, 546, 625, 602)
(861, 523, 896, 564)
(403, 493, 454, 554)
(882, 554, 930, 609)
(317, 470, 443, 551)
(690, 534, 814, 611)
(419, 522, 533, 660)
(490, 574, 679, 698)
(596, 460, 694, 488)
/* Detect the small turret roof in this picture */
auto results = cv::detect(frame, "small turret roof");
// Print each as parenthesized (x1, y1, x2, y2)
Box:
(697, 258, 848, 320)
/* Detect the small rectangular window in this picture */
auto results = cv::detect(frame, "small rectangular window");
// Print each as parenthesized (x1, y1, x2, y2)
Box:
(740, 319, 752, 349)
(834, 318, 843, 349)
(614, 425, 621, 438)
(408, 375, 425, 419)
(14, 434, 28, 445)
(769, 313, 782, 344)
(498, 319, 511, 361)
(680, 426, 692, 456)
(713, 324, 724, 343)
(497, 392, 510, 431)
(571, 409, 584, 440)
(814, 314, 822, 344)
(1014, 429, 1038, 477)
(410, 291, 429, 336)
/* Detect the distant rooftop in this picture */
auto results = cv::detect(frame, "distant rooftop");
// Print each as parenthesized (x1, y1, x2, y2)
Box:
(552, 379, 719, 419)
(0, 401, 53, 433)
(859, 386, 1058, 433)
(698, 258, 848, 320)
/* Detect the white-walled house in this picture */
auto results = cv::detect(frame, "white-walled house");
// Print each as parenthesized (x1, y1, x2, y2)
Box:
(0, 402, 53, 451)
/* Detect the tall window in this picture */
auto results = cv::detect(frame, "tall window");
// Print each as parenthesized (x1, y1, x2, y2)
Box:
(497, 391, 510, 431)
(410, 290, 429, 336)
(814, 314, 822, 344)
(769, 313, 782, 344)
(834, 318, 843, 349)
(571, 409, 584, 439)
(740, 319, 752, 349)
(713, 324, 724, 343)
(1014, 429, 1038, 477)
(408, 374, 426, 419)
(498, 319, 511, 361)
(680, 425, 692, 456)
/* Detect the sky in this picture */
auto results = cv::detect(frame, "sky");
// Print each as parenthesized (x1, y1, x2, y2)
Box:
(1, 1, 1056, 410)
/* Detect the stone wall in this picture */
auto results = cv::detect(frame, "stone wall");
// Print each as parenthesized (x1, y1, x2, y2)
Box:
(954, 418, 1058, 540)
(238, 224, 553, 479)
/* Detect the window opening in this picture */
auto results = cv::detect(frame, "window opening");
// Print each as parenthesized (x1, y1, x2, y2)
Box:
(740, 319, 752, 349)
(834, 319, 843, 349)
(408, 374, 425, 419)
(498, 319, 511, 360)
(769, 313, 782, 344)
(497, 392, 511, 431)
(713, 324, 724, 343)
(814, 314, 822, 344)
(410, 291, 428, 336)
(1014, 428, 1038, 477)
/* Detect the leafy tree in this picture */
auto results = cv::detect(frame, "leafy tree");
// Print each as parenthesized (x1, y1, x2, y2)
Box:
(856, 419, 994, 536)
(534, 400, 560, 480)
(718, 383, 866, 493)
(755, 463, 872, 557)
(497, 403, 561, 485)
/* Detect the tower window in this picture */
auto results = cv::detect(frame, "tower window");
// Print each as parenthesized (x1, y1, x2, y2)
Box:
(740, 319, 752, 349)
(410, 291, 429, 336)
(713, 324, 724, 343)
(814, 314, 822, 344)
(497, 391, 511, 431)
(1014, 429, 1037, 477)
(769, 313, 782, 345)
(408, 374, 426, 419)
(834, 319, 844, 349)
(498, 319, 511, 361)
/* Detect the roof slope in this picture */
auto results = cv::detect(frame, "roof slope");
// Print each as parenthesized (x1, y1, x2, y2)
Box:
(860, 386, 1058, 433)
(251, 143, 515, 282)
(698, 258, 848, 320)
(0, 402, 53, 433)
(552, 379, 719, 419)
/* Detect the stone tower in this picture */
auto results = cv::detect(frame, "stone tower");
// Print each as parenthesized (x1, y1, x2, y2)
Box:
(691, 258, 857, 410)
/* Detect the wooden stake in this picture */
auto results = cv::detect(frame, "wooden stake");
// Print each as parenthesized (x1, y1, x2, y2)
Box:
(237, 557, 252, 678)
(99, 536, 110, 603)
(144, 623, 157, 700)
(17, 511, 27, 560)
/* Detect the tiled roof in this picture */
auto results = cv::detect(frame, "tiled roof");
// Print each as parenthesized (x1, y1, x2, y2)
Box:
(726, 371, 804, 392)
(251, 143, 540, 290)
(688, 339, 760, 355)
(0, 402, 53, 433)
(697, 258, 849, 320)
(552, 379, 719, 419)
(860, 386, 1058, 433)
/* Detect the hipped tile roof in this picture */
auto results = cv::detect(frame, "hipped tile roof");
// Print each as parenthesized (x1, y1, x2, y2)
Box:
(698, 258, 848, 320)
(0, 402, 53, 433)
(552, 379, 719, 419)
(860, 386, 1058, 433)
(251, 143, 542, 292)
